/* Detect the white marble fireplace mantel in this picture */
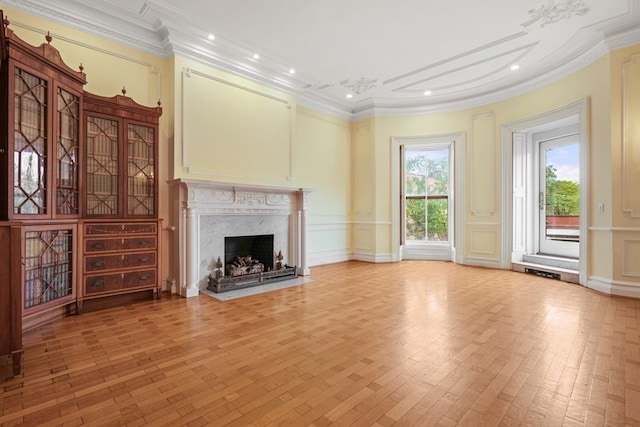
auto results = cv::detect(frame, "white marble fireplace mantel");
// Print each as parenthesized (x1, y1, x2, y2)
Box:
(169, 179, 312, 297)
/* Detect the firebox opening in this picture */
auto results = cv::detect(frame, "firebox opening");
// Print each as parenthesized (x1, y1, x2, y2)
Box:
(225, 234, 274, 273)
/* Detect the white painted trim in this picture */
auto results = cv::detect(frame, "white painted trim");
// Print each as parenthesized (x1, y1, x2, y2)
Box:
(391, 132, 465, 263)
(588, 276, 640, 299)
(501, 98, 590, 284)
(351, 253, 393, 263)
(463, 257, 503, 268)
(589, 226, 640, 232)
(308, 249, 351, 267)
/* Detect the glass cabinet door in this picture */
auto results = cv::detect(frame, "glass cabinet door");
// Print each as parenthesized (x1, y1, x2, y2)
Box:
(86, 115, 120, 216)
(56, 87, 81, 216)
(13, 68, 48, 216)
(23, 225, 75, 312)
(127, 123, 155, 216)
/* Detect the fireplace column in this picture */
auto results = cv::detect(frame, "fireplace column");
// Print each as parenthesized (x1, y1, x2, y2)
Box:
(297, 189, 311, 276)
(182, 206, 200, 297)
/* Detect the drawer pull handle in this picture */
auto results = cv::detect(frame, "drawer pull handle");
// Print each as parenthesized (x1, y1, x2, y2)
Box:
(92, 261, 105, 267)
(92, 242, 105, 250)
(139, 257, 150, 263)
(139, 274, 151, 280)
(138, 241, 151, 247)
(92, 279, 105, 286)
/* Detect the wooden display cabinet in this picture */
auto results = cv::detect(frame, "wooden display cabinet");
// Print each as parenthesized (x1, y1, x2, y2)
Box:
(0, 14, 164, 375)
(0, 25, 85, 221)
(83, 90, 161, 219)
(78, 220, 162, 311)
(0, 17, 85, 375)
(80, 90, 162, 310)
(0, 222, 23, 377)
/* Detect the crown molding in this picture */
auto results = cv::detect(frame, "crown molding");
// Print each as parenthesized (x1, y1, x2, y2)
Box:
(3, 0, 640, 121)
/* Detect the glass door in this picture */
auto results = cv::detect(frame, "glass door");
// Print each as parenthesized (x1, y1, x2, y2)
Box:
(402, 144, 453, 260)
(539, 134, 580, 258)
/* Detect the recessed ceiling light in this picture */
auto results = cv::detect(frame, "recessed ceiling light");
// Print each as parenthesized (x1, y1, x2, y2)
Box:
(208, 34, 215, 41)
(510, 64, 520, 71)
(424, 90, 432, 96)
(289, 68, 296, 74)
(346, 93, 353, 99)
(253, 53, 260, 59)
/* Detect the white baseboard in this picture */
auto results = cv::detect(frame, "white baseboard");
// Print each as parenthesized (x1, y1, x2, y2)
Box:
(308, 249, 351, 267)
(351, 252, 393, 263)
(588, 276, 640, 299)
(463, 257, 503, 269)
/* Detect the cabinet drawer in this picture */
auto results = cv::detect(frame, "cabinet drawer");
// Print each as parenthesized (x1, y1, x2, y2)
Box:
(85, 252, 156, 272)
(84, 269, 157, 295)
(85, 236, 156, 253)
(84, 223, 157, 236)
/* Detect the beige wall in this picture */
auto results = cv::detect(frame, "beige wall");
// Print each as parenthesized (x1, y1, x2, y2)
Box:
(365, 56, 613, 271)
(610, 46, 640, 287)
(355, 45, 640, 296)
(5, 5, 640, 297)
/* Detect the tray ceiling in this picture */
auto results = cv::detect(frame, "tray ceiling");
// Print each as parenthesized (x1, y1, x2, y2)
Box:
(4, 0, 640, 118)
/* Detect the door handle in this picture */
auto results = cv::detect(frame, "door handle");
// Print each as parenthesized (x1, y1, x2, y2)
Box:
(539, 191, 544, 211)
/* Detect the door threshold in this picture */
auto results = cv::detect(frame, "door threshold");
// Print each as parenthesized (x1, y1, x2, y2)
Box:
(523, 254, 579, 271)
(513, 254, 579, 284)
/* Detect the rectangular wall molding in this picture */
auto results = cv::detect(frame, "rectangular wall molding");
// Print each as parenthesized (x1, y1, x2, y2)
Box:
(470, 112, 496, 216)
(622, 53, 640, 218)
(180, 67, 293, 183)
(623, 239, 640, 277)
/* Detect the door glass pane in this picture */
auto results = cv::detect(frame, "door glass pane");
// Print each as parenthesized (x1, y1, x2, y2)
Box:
(543, 142, 580, 244)
(427, 198, 448, 241)
(405, 151, 426, 241)
(405, 148, 450, 242)
(406, 198, 425, 240)
(426, 149, 449, 241)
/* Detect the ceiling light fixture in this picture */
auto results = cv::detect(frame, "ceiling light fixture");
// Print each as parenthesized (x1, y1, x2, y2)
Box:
(253, 53, 260, 59)
(289, 68, 296, 74)
(207, 34, 215, 41)
(424, 90, 432, 96)
(510, 64, 520, 71)
(346, 93, 353, 99)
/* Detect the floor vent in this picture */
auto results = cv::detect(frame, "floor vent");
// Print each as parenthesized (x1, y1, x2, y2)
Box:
(525, 268, 561, 280)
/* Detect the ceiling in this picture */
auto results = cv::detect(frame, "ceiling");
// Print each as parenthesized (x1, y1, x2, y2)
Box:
(3, 0, 640, 118)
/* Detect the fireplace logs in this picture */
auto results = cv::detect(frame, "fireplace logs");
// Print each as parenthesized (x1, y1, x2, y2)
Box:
(207, 250, 297, 293)
(226, 255, 264, 277)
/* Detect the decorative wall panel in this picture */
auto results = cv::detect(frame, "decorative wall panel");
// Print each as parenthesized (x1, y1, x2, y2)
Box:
(181, 68, 293, 183)
(353, 124, 374, 219)
(469, 228, 497, 258)
(623, 239, 640, 277)
(623, 53, 640, 218)
(470, 112, 496, 216)
(512, 132, 528, 253)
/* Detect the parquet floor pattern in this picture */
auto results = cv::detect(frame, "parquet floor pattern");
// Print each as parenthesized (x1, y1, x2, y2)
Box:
(1, 261, 640, 426)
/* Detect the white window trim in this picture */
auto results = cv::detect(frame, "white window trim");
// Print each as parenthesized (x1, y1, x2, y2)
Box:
(391, 132, 466, 263)
(501, 98, 589, 285)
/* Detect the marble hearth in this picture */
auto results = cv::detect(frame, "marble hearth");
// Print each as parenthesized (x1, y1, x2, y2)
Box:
(170, 179, 311, 297)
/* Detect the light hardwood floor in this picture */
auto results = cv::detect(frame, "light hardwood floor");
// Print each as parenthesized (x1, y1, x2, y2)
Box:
(2, 261, 640, 426)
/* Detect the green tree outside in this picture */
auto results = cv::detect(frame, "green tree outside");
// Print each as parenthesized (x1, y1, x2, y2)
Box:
(405, 150, 449, 241)
(545, 165, 579, 215)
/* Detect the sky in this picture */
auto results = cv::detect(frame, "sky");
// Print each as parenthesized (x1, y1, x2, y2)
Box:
(546, 143, 579, 182)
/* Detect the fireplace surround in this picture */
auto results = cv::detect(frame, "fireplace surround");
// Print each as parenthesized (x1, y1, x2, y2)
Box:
(169, 179, 312, 297)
